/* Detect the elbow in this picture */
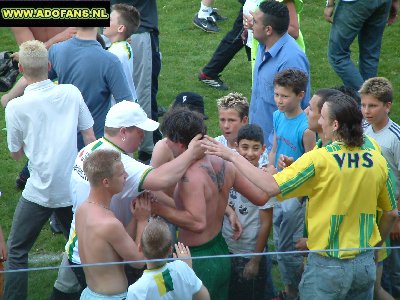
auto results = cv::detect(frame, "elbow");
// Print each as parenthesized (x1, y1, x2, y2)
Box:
(387, 209, 399, 221)
(190, 221, 206, 233)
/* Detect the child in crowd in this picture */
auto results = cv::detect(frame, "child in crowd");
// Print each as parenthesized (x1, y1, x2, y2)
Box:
(127, 218, 210, 300)
(216, 92, 268, 166)
(103, 3, 140, 102)
(222, 124, 275, 300)
(360, 77, 400, 300)
(268, 68, 315, 300)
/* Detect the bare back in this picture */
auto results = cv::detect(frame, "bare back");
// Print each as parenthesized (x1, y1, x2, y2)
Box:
(176, 155, 236, 246)
(76, 202, 129, 295)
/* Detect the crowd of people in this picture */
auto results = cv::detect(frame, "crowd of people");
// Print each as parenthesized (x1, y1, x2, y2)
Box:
(0, 0, 399, 300)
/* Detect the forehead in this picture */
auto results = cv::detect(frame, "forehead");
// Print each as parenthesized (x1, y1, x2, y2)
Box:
(360, 94, 381, 104)
(274, 85, 294, 94)
(310, 95, 321, 108)
(238, 139, 262, 147)
(110, 10, 120, 19)
(254, 10, 264, 22)
(218, 108, 241, 118)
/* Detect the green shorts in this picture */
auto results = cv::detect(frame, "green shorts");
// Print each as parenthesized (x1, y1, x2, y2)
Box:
(189, 232, 231, 300)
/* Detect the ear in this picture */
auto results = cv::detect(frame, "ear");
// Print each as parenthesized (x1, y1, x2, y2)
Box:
(234, 141, 239, 149)
(18, 63, 23, 73)
(117, 24, 125, 34)
(102, 177, 110, 187)
(385, 102, 392, 113)
(332, 120, 339, 132)
(138, 243, 142, 253)
(262, 144, 266, 152)
(242, 115, 249, 124)
(47, 61, 51, 71)
(297, 91, 305, 101)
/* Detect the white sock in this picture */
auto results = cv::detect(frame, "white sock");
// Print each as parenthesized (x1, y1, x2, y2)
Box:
(198, 2, 212, 19)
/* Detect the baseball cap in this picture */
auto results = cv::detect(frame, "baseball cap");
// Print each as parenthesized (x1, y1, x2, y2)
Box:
(172, 92, 208, 119)
(105, 100, 159, 131)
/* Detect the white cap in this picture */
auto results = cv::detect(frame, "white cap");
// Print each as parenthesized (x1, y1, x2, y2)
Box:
(105, 101, 159, 131)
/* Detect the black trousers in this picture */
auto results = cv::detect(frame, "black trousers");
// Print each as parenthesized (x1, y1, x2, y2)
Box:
(202, 6, 250, 78)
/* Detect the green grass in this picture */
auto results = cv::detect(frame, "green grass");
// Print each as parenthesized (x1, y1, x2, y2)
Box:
(1, 0, 400, 298)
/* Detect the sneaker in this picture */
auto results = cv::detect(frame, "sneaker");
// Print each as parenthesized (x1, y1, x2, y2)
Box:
(198, 72, 228, 90)
(193, 14, 220, 33)
(210, 8, 227, 22)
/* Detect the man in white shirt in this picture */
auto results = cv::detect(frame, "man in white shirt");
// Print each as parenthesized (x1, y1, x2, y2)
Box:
(3, 40, 95, 300)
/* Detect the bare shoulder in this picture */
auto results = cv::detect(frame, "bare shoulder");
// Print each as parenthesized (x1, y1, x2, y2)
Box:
(152, 138, 174, 167)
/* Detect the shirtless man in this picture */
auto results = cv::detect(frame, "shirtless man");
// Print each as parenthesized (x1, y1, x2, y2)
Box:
(76, 149, 151, 299)
(152, 107, 270, 300)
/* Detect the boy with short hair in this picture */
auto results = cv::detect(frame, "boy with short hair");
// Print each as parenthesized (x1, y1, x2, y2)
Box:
(76, 149, 151, 300)
(223, 124, 275, 300)
(360, 77, 400, 299)
(103, 4, 140, 102)
(268, 68, 315, 300)
(127, 218, 210, 300)
(216, 92, 268, 166)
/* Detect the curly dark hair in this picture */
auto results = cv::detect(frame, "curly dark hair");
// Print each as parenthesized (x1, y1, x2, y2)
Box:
(325, 94, 364, 147)
(274, 69, 308, 95)
(259, 0, 289, 35)
(160, 107, 207, 148)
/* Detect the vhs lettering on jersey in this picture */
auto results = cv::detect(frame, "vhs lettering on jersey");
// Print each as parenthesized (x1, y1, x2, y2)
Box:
(333, 152, 373, 169)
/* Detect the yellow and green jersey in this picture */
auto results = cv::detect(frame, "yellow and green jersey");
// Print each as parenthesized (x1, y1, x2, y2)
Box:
(273, 139, 397, 259)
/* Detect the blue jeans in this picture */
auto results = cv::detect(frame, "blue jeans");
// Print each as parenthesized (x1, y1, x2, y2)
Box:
(299, 251, 376, 300)
(328, 0, 391, 90)
(382, 238, 400, 297)
(273, 198, 305, 288)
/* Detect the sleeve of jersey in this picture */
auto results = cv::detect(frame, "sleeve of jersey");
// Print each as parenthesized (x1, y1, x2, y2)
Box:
(378, 164, 397, 211)
(273, 151, 315, 200)
(138, 167, 154, 192)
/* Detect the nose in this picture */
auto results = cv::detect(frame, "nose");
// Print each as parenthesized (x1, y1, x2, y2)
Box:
(305, 106, 310, 115)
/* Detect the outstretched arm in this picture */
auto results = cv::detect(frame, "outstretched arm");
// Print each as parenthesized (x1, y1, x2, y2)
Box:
(203, 136, 281, 197)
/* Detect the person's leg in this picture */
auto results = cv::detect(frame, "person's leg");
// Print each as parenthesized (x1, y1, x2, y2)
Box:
(130, 32, 154, 162)
(53, 206, 73, 239)
(198, 0, 214, 18)
(201, 7, 245, 80)
(275, 198, 305, 299)
(327, 1, 374, 90)
(346, 251, 376, 300)
(299, 253, 350, 300)
(357, 0, 391, 81)
(382, 238, 400, 297)
(374, 262, 394, 300)
(3, 197, 53, 300)
(150, 32, 162, 146)
(50, 253, 82, 300)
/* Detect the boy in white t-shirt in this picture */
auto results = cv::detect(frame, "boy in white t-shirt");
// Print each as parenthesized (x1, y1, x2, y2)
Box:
(222, 124, 276, 300)
(127, 218, 210, 300)
(103, 3, 139, 102)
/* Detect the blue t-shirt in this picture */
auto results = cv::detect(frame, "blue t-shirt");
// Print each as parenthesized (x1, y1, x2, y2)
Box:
(273, 110, 308, 168)
(250, 33, 311, 151)
(48, 36, 133, 149)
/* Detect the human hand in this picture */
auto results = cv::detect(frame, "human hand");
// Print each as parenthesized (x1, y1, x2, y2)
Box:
(388, 0, 399, 26)
(390, 218, 400, 240)
(295, 238, 309, 255)
(243, 258, 259, 280)
(132, 192, 151, 222)
(262, 165, 278, 175)
(228, 211, 242, 240)
(201, 135, 236, 161)
(0, 227, 7, 262)
(241, 28, 248, 44)
(243, 12, 254, 30)
(173, 242, 192, 268)
(54, 27, 77, 43)
(187, 133, 205, 160)
(278, 154, 294, 170)
(10, 52, 19, 62)
(323, 6, 334, 23)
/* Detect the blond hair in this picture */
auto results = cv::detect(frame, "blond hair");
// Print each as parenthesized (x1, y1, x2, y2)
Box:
(141, 218, 172, 259)
(217, 92, 249, 120)
(18, 40, 48, 79)
(83, 149, 121, 186)
(359, 77, 393, 104)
